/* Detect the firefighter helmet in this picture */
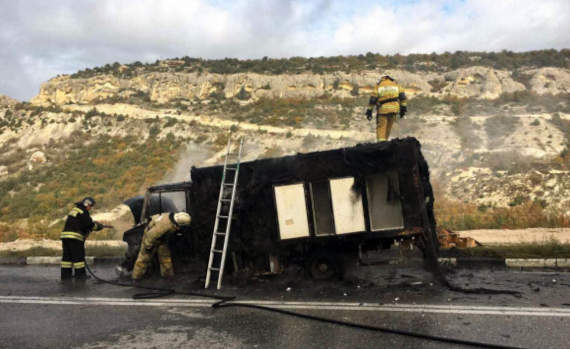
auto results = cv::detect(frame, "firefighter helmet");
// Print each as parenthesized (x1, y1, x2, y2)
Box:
(82, 197, 96, 207)
(173, 212, 191, 226)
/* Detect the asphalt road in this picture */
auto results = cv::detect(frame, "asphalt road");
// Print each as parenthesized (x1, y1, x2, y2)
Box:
(1, 263, 569, 349)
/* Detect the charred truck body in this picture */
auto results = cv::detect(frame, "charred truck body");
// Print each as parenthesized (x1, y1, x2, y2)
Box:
(122, 137, 438, 279)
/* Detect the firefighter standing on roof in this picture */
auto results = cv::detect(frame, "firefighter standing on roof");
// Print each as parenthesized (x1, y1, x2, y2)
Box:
(60, 197, 104, 281)
(365, 75, 407, 141)
(132, 212, 191, 280)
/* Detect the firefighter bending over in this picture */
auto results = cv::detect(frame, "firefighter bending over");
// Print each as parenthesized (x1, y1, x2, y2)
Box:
(365, 75, 407, 141)
(132, 212, 191, 280)
(61, 197, 104, 281)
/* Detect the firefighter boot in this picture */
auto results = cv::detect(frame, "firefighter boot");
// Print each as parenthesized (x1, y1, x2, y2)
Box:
(61, 267, 72, 281)
(74, 267, 90, 280)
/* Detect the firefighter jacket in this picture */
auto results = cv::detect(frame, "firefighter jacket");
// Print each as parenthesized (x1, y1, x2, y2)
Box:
(132, 213, 183, 280)
(141, 213, 180, 248)
(368, 77, 407, 115)
(60, 203, 100, 241)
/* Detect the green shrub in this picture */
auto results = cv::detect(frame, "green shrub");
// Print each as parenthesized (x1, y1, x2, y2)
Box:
(164, 117, 177, 128)
(85, 108, 98, 118)
(149, 125, 160, 137)
(236, 86, 251, 100)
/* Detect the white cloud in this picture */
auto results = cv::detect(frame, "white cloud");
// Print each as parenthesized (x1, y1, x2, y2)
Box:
(327, 0, 569, 55)
(0, 0, 568, 100)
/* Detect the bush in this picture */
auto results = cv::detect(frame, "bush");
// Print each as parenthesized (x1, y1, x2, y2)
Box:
(68, 50, 570, 80)
(332, 78, 340, 90)
(164, 117, 177, 128)
(85, 108, 98, 118)
(236, 86, 251, 100)
(149, 125, 160, 137)
(350, 85, 359, 96)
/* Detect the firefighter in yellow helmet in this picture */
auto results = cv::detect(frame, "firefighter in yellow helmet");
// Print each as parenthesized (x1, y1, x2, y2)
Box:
(132, 212, 191, 280)
(365, 75, 407, 141)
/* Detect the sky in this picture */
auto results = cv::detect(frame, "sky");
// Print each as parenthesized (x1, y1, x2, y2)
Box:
(0, 0, 568, 101)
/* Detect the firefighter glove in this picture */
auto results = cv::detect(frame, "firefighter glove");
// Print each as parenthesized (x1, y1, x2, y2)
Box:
(365, 109, 373, 121)
(93, 222, 104, 231)
(400, 106, 407, 119)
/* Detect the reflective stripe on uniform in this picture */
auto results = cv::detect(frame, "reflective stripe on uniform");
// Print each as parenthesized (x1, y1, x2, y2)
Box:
(60, 231, 85, 241)
(374, 81, 403, 115)
(73, 261, 85, 269)
(377, 85, 399, 99)
(61, 261, 73, 268)
(68, 207, 84, 217)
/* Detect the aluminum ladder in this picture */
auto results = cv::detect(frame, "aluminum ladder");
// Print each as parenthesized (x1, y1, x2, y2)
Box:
(205, 135, 244, 289)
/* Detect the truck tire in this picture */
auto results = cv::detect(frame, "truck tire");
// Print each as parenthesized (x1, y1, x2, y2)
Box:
(307, 251, 338, 280)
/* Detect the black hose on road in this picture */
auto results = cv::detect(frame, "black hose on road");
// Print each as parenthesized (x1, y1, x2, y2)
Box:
(84, 262, 530, 349)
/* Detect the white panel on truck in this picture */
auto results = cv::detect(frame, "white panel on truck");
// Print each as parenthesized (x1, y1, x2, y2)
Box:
(329, 177, 366, 235)
(274, 183, 310, 240)
(366, 172, 404, 231)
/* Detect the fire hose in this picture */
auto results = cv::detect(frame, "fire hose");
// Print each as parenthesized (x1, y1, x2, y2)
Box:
(84, 261, 529, 349)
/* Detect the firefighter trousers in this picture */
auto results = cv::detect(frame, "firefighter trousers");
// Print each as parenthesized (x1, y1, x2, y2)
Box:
(376, 113, 396, 141)
(61, 238, 86, 280)
(132, 241, 174, 280)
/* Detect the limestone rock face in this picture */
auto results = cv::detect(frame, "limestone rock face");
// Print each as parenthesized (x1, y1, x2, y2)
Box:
(440, 67, 525, 99)
(27, 151, 47, 171)
(29, 151, 47, 164)
(527, 67, 570, 95)
(91, 203, 135, 239)
(30, 66, 563, 106)
(0, 94, 19, 107)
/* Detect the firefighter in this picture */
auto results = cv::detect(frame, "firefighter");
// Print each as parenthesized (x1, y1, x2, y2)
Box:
(60, 197, 104, 281)
(132, 212, 191, 281)
(365, 75, 407, 141)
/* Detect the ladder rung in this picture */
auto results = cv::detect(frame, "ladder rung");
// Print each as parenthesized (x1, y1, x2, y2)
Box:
(206, 137, 243, 290)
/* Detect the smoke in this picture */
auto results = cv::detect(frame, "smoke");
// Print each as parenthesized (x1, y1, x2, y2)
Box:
(158, 141, 215, 184)
(153, 141, 215, 212)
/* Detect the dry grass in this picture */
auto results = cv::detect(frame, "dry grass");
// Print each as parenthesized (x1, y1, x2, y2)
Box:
(457, 238, 570, 258)
(433, 182, 569, 230)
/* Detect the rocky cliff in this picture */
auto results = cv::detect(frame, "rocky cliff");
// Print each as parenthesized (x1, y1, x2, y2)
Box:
(0, 94, 19, 107)
(1, 54, 569, 238)
(30, 66, 570, 106)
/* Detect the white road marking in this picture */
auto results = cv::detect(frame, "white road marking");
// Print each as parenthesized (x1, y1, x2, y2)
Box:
(1, 295, 569, 317)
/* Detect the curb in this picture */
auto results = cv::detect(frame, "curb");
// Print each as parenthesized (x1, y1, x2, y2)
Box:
(505, 258, 570, 268)
(438, 257, 506, 267)
(0, 256, 122, 265)
(438, 257, 570, 268)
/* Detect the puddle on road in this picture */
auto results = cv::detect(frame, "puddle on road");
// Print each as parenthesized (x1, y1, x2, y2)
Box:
(75, 325, 242, 349)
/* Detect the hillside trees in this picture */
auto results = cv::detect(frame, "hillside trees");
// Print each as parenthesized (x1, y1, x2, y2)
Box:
(68, 50, 569, 79)
(0, 134, 183, 239)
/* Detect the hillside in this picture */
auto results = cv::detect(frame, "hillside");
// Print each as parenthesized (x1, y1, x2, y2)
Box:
(0, 51, 569, 241)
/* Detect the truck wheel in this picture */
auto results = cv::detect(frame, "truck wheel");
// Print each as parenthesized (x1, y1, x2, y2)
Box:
(307, 252, 337, 280)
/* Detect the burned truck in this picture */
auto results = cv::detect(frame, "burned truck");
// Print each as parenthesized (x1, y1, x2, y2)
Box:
(122, 137, 438, 279)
